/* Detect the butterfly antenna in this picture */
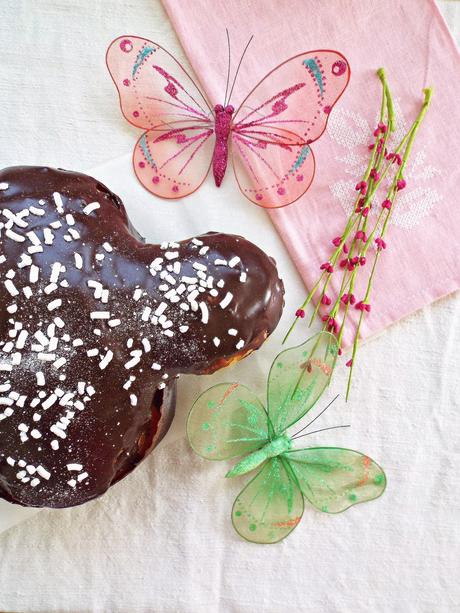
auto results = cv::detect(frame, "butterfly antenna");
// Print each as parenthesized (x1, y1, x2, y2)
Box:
(291, 394, 340, 438)
(223, 28, 232, 106)
(226, 34, 254, 106)
(292, 424, 351, 440)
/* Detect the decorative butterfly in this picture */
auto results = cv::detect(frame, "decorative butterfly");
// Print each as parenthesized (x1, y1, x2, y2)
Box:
(106, 33, 350, 208)
(187, 332, 386, 544)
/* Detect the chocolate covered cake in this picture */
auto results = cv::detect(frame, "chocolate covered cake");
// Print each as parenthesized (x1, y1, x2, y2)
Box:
(0, 167, 284, 508)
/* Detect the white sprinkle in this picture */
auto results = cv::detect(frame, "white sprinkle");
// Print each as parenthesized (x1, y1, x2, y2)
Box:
(179, 325, 189, 333)
(43, 228, 54, 245)
(44, 282, 57, 294)
(28, 245, 43, 254)
(130, 394, 138, 406)
(29, 206, 44, 216)
(191, 238, 203, 246)
(151, 363, 161, 371)
(51, 424, 66, 438)
(6, 457, 15, 466)
(165, 251, 178, 260)
(72, 252, 83, 270)
(53, 357, 66, 369)
(66, 213, 75, 226)
(47, 299, 62, 311)
(154, 302, 167, 316)
(182, 276, 197, 284)
(50, 221, 62, 229)
(125, 355, 141, 369)
(83, 202, 100, 215)
(90, 311, 110, 320)
(29, 265, 39, 283)
(142, 306, 152, 321)
(133, 288, 143, 301)
(236, 339, 245, 350)
(99, 350, 113, 370)
(50, 262, 61, 283)
(4, 279, 18, 296)
(102, 242, 113, 253)
(220, 292, 233, 309)
(163, 329, 174, 337)
(30, 478, 40, 487)
(199, 246, 209, 255)
(53, 192, 64, 213)
(95, 253, 105, 262)
(18, 254, 32, 268)
(36, 466, 50, 482)
(67, 479, 77, 488)
(214, 259, 227, 266)
(6, 229, 25, 242)
(142, 338, 151, 353)
(67, 463, 83, 471)
(51, 440, 59, 450)
(217, 279, 225, 288)
(108, 319, 121, 327)
(200, 302, 209, 324)
(42, 394, 57, 409)
(78, 472, 89, 482)
(193, 262, 207, 272)
(179, 303, 189, 311)
(0, 363, 12, 371)
(31, 429, 42, 439)
(87, 348, 99, 357)
(15, 330, 28, 349)
(240, 272, 247, 283)
(18, 423, 29, 432)
(228, 256, 241, 268)
(72, 338, 83, 347)
(0, 182, 9, 190)
(210, 289, 219, 297)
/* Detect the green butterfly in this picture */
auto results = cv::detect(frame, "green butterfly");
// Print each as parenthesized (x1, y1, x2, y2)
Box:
(187, 331, 386, 544)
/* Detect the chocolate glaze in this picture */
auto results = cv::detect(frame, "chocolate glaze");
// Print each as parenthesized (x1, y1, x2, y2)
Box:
(0, 167, 284, 508)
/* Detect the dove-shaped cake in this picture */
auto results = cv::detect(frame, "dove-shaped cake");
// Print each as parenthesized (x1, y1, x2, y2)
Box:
(0, 166, 284, 508)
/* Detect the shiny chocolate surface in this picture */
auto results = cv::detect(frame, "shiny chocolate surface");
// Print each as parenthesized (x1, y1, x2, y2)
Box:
(0, 167, 284, 507)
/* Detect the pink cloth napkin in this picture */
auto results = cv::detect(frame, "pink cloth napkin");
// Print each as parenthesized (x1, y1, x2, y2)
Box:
(162, 0, 460, 345)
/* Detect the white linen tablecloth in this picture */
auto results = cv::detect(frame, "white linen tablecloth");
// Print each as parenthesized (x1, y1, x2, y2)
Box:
(0, 1, 459, 611)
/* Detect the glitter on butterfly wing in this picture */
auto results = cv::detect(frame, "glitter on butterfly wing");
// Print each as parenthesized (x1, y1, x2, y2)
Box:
(132, 46, 157, 78)
(139, 134, 157, 170)
(303, 58, 324, 95)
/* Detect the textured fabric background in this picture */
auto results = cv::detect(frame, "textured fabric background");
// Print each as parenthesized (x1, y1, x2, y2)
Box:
(0, 1, 459, 612)
(162, 0, 460, 347)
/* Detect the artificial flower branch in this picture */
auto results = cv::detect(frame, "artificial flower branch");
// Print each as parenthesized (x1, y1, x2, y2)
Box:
(283, 68, 433, 399)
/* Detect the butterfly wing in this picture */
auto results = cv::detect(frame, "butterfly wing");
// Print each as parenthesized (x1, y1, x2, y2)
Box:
(232, 457, 304, 544)
(187, 383, 269, 461)
(106, 36, 214, 198)
(230, 51, 350, 208)
(267, 331, 339, 436)
(286, 448, 386, 513)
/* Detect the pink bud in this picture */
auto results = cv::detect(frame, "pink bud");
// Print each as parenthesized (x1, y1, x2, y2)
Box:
(346, 359, 353, 367)
(362, 207, 370, 217)
(321, 294, 332, 306)
(295, 308, 305, 318)
(340, 259, 347, 269)
(375, 237, 387, 251)
(382, 199, 392, 210)
(359, 256, 366, 266)
(332, 236, 342, 247)
(342, 243, 349, 254)
(397, 178, 406, 191)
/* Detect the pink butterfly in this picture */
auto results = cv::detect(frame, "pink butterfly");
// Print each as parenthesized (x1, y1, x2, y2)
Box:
(106, 34, 350, 208)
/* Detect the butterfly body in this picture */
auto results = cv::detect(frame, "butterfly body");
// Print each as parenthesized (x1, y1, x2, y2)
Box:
(226, 432, 292, 478)
(187, 332, 386, 544)
(212, 104, 235, 186)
